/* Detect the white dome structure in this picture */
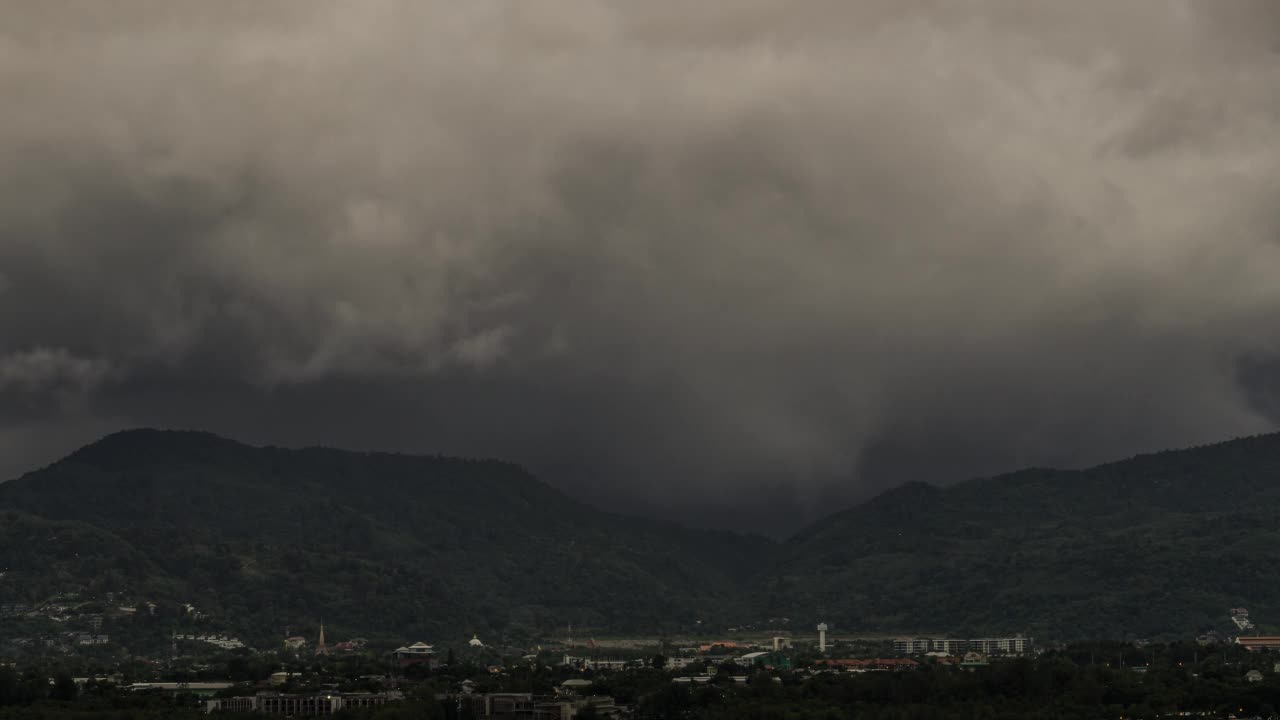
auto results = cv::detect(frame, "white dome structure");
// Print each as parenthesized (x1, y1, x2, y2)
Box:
(469, 634, 484, 648)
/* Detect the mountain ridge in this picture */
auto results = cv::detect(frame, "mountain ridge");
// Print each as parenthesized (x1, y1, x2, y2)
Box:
(0, 429, 774, 646)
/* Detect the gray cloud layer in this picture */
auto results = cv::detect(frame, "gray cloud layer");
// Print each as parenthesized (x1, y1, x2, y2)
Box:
(3, 1, 1280, 532)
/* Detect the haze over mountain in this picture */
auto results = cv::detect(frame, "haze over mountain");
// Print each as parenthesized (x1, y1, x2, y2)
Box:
(5, 428, 1280, 643)
(5, 3, 1280, 532)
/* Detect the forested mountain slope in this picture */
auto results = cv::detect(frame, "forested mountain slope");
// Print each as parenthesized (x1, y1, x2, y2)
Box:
(8, 428, 1280, 644)
(767, 433, 1280, 639)
(0, 429, 771, 645)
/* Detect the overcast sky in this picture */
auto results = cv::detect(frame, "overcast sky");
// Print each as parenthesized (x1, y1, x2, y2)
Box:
(3, 1, 1280, 533)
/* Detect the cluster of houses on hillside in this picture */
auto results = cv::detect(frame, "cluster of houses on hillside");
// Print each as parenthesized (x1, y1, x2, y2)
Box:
(176, 634, 245, 651)
(1218, 607, 1280, 652)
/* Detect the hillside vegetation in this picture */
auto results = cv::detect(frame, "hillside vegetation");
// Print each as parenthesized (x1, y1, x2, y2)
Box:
(0, 429, 770, 645)
(6, 429, 1280, 644)
(769, 434, 1280, 639)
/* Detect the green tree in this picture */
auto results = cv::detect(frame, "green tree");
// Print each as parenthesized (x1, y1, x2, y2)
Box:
(0, 667, 17, 707)
(51, 672, 77, 701)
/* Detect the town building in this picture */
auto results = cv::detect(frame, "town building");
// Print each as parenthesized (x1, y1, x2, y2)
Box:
(440, 691, 620, 719)
(393, 641, 438, 668)
(1198, 631, 1226, 646)
(673, 675, 748, 685)
(968, 637, 1031, 655)
(204, 691, 403, 715)
(892, 635, 1031, 656)
(738, 651, 793, 670)
(666, 657, 707, 670)
(559, 679, 594, 695)
(130, 682, 234, 698)
(1231, 608, 1257, 632)
(697, 641, 742, 652)
(562, 655, 639, 671)
(894, 638, 933, 655)
(816, 658, 918, 672)
(1236, 637, 1280, 651)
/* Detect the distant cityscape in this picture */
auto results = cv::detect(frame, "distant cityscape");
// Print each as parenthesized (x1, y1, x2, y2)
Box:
(7, 583, 1280, 719)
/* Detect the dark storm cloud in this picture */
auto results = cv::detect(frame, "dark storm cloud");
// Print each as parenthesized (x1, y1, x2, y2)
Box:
(3, 1, 1280, 532)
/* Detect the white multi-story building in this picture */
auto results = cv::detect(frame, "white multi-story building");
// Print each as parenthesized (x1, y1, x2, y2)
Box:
(892, 637, 934, 655)
(894, 635, 1030, 656)
(968, 636, 1030, 655)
